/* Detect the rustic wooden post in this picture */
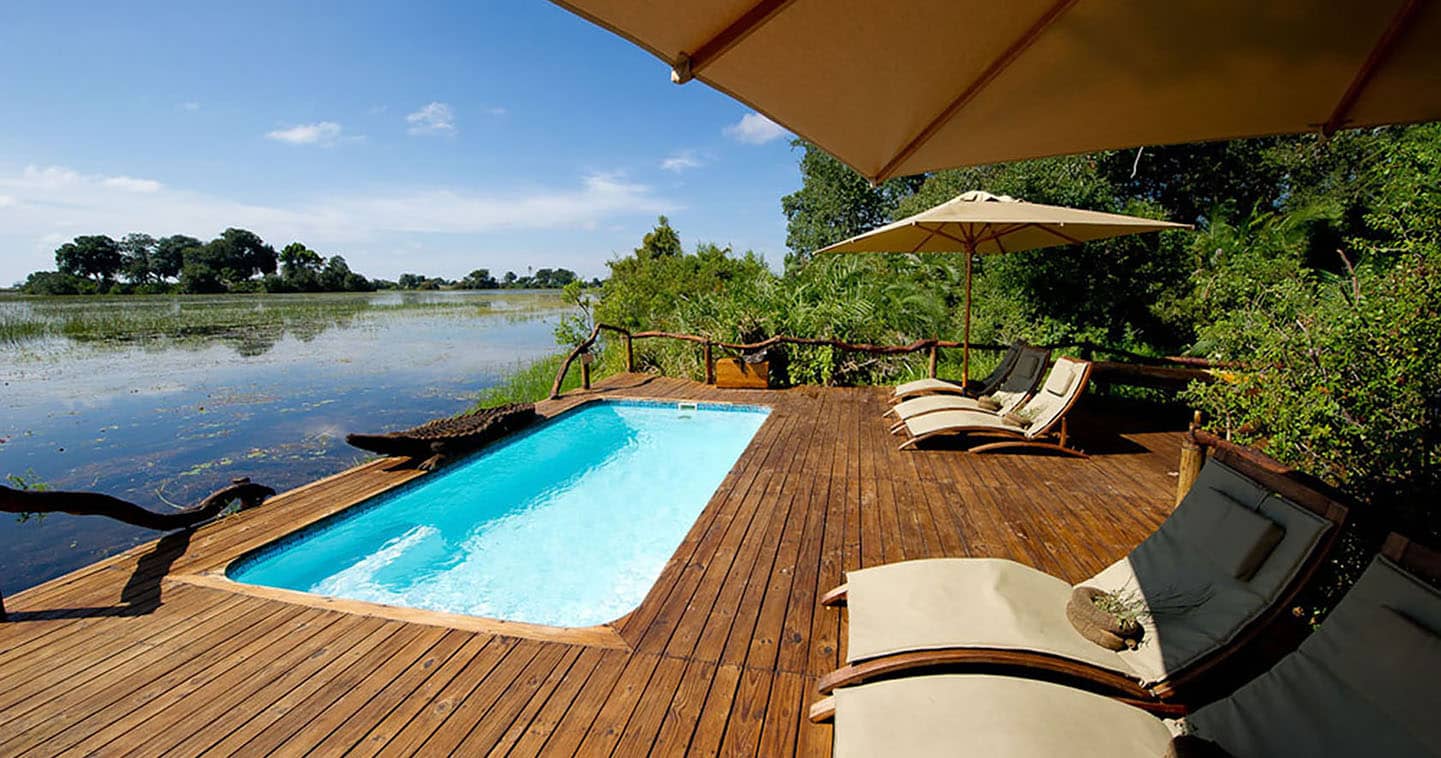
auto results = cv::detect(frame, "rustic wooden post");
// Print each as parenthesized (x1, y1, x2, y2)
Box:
(624, 333, 634, 373)
(580, 351, 593, 390)
(1176, 410, 1205, 505)
(703, 341, 715, 384)
(928, 343, 939, 378)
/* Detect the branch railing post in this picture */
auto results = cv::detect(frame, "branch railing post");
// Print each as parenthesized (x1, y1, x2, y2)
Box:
(1177, 410, 1206, 505)
(624, 333, 634, 373)
(703, 341, 715, 384)
(928, 343, 939, 378)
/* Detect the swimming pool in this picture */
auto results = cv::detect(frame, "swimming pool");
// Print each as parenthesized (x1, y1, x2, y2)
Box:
(227, 399, 770, 627)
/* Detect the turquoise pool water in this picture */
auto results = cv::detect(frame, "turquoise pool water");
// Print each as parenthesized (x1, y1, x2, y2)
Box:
(228, 399, 770, 627)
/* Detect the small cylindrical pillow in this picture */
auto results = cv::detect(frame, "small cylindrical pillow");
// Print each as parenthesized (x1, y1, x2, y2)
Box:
(977, 396, 1003, 411)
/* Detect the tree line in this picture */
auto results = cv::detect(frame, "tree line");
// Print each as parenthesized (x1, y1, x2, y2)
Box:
(13, 230, 591, 295)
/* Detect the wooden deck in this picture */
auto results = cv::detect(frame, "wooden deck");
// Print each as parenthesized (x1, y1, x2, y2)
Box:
(0, 374, 1185, 756)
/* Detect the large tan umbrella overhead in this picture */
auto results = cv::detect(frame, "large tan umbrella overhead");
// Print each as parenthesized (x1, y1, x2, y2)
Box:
(817, 190, 1190, 381)
(552, 0, 1441, 182)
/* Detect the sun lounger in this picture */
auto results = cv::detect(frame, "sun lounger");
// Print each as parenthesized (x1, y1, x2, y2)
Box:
(829, 533, 1441, 758)
(890, 341, 1026, 401)
(884, 345, 1050, 423)
(816, 443, 1348, 712)
(896, 356, 1091, 455)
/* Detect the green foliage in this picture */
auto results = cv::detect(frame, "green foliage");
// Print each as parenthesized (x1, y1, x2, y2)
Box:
(468, 353, 592, 411)
(1183, 240, 1441, 541)
(460, 268, 499, 289)
(19, 270, 94, 295)
(780, 141, 923, 269)
(119, 233, 159, 283)
(635, 215, 683, 259)
(55, 235, 123, 282)
(5, 471, 50, 524)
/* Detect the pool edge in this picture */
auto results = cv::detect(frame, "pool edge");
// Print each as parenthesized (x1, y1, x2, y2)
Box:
(168, 394, 772, 650)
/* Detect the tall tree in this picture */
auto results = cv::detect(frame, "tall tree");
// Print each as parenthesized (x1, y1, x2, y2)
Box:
(54, 235, 122, 283)
(151, 235, 199, 281)
(118, 233, 158, 283)
(635, 216, 683, 259)
(780, 141, 923, 270)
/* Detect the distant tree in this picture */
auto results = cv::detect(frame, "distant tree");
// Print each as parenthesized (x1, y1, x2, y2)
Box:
(278, 242, 325, 291)
(54, 235, 123, 283)
(213, 228, 278, 281)
(318, 255, 373, 291)
(20, 270, 92, 295)
(397, 273, 426, 290)
(460, 268, 499, 289)
(502, 271, 518, 286)
(151, 235, 199, 281)
(118, 233, 158, 283)
(635, 216, 683, 259)
(179, 262, 225, 294)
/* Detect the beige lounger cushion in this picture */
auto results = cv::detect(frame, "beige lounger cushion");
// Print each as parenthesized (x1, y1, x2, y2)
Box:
(840, 459, 1332, 688)
(902, 407, 1027, 439)
(833, 674, 1172, 758)
(844, 558, 1131, 675)
(1187, 556, 1441, 757)
(891, 377, 966, 398)
(891, 392, 1025, 420)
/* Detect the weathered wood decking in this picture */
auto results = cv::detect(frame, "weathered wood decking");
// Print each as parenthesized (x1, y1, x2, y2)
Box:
(0, 374, 1185, 756)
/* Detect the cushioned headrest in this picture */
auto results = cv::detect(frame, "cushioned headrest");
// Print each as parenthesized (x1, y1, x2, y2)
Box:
(1184, 489, 1286, 581)
(1043, 361, 1076, 396)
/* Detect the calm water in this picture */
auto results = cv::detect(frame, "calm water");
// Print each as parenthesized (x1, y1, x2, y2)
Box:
(0, 291, 567, 595)
(230, 400, 769, 627)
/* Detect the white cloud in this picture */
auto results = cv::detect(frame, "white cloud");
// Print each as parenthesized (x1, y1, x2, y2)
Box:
(724, 112, 788, 145)
(178, 101, 201, 112)
(484, 106, 508, 117)
(406, 102, 457, 136)
(0, 164, 674, 282)
(101, 176, 163, 193)
(660, 150, 703, 173)
(266, 121, 346, 146)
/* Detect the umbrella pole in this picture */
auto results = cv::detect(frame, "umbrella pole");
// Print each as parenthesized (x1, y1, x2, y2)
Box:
(962, 249, 973, 385)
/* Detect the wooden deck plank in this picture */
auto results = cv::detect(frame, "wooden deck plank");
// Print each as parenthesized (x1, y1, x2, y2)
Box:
(0, 376, 1186, 756)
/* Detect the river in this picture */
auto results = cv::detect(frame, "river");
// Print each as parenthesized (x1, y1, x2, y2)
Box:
(0, 290, 568, 595)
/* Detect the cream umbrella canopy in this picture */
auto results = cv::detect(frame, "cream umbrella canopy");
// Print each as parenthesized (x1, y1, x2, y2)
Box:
(816, 190, 1190, 382)
(551, 0, 1441, 182)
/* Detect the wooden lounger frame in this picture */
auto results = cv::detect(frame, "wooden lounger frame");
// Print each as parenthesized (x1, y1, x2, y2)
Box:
(810, 530, 1437, 724)
(897, 359, 1092, 457)
(814, 435, 1351, 718)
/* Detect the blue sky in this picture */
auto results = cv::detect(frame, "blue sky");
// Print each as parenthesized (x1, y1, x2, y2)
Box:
(0, 1, 801, 285)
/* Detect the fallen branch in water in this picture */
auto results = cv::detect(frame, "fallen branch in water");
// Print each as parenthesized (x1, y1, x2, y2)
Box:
(0, 478, 275, 531)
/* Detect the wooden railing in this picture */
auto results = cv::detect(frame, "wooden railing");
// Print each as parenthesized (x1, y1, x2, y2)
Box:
(550, 323, 1230, 399)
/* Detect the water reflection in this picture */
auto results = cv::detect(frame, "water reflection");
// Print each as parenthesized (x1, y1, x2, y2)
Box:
(0, 291, 568, 595)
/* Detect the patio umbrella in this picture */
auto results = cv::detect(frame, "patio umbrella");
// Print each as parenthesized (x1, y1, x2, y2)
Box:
(551, 0, 1441, 181)
(815, 190, 1190, 382)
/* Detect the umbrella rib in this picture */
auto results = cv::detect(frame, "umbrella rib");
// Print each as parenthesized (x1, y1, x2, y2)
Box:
(909, 226, 940, 253)
(1034, 223, 1083, 245)
(672, 0, 799, 84)
(1322, 0, 1424, 136)
(916, 223, 973, 250)
(874, 0, 1080, 181)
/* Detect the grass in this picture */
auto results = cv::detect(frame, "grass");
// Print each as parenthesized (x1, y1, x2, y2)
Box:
(0, 313, 46, 346)
(469, 352, 603, 411)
